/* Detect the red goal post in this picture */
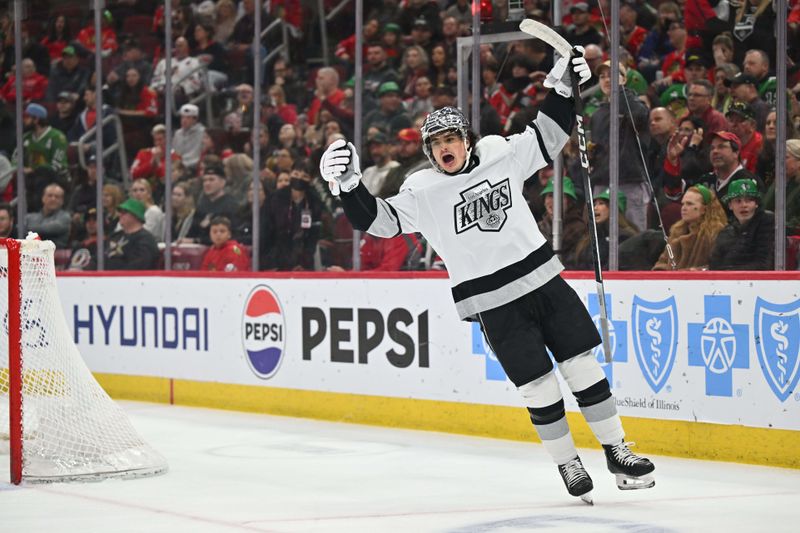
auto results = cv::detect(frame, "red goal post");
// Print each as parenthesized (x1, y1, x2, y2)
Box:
(0, 238, 167, 484)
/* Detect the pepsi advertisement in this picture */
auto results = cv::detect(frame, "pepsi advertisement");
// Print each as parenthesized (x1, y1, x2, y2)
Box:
(58, 274, 800, 431)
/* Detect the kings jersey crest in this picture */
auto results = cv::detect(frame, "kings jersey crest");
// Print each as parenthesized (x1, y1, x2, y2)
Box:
(454, 178, 512, 234)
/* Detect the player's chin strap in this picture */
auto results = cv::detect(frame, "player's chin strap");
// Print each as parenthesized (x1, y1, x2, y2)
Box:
(443, 139, 475, 175)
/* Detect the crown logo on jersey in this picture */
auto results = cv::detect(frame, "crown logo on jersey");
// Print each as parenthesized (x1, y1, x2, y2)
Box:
(453, 178, 512, 234)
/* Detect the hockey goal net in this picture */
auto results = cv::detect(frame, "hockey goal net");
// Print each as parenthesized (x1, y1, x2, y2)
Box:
(0, 238, 167, 483)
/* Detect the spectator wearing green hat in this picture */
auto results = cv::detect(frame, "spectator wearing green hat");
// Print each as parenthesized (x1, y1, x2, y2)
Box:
(102, 198, 160, 271)
(570, 188, 640, 270)
(709, 178, 774, 270)
(45, 46, 89, 103)
(380, 22, 403, 68)
(659, 83, 687, 118)
(537, 177, 585, 263)
(363, 81, 412, 140)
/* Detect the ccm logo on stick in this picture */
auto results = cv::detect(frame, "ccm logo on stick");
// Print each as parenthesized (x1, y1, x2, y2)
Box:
(302, 307, 429, 368)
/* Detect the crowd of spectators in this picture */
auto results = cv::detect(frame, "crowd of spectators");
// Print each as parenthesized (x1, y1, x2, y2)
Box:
(0, 0, 799, 272)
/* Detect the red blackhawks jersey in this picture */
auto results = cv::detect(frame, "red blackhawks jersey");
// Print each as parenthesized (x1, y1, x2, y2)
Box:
(201, 240, 251, 272)
(357, 92, 572, 320)
(130, 147, 181, 182)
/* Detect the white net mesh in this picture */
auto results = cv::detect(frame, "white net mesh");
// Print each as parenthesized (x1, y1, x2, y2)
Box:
(0, 240, 167, 482)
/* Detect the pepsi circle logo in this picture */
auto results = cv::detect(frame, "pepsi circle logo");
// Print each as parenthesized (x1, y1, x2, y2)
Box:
(242, 285, 285, 378)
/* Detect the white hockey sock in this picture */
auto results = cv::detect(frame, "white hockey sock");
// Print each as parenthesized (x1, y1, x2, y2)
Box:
(519, 372, 578, 464)
(558, 351, 625, 445)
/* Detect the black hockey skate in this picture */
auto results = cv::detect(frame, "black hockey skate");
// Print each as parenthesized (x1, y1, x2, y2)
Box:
(603, 441, 655, 490)
(558, 456, 594, 505)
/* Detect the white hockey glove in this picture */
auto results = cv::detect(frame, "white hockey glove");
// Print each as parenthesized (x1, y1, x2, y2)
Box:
(319, 138, 362, 195)
(543, 46, 591, 98)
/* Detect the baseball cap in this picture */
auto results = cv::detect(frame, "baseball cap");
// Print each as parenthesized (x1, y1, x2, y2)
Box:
(62, 45, 76, 56)
(570, 2, 589, 13)
(204, 164, 226, 179)
(725, 101, 756, 121)
(179, 103, 199, 117)
(87, 153, 97, 165)
(685, 51, 708, 68)
(57, 91, 73, 101)
(85, 207, 98, 220)
(24, 103, 47, 119)
(377, 81, 401, 96)
(412, 17, 430, 29)
(711, 131, 742, 149)
(383, 22, 401, 34)
(397, 128, 421, 142)
(595, 59, 628, 80)
(724, 73, 758, 88)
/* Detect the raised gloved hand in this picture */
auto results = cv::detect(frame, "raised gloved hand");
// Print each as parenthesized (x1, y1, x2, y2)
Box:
(319, 138, 361, 195)
(543, 46, 591, 98)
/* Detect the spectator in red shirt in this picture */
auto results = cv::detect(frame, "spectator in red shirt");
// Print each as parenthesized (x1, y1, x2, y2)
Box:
(76, 9, 119, 58)
(115, 68, 158, 118)
(130, 124, 181, 193)
(200, 216, 251, 272)
(328, 233, 423, 272)
(657, 20, 700, 90)
(307, 67, 346, 127)
(0, 58, 48, 104)
(725, 102, 763, 174)
(620, 1, 648, 58)
(267, 85, 298, 126)
(40, 14, 71, 61)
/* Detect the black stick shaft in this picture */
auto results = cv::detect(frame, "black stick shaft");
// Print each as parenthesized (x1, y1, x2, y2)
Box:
(570, 51, 612, 364)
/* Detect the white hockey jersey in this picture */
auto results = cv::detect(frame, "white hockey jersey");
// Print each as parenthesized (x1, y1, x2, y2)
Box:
(363, 109, 571, 320)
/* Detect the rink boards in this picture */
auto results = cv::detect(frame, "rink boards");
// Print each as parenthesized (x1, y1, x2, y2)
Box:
(56, 271, 800, 468)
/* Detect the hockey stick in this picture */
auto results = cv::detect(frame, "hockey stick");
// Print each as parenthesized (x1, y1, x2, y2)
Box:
(519, 19, 613, 364)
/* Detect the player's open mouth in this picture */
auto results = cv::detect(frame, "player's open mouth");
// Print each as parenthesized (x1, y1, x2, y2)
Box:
(442, 154, 455, 164)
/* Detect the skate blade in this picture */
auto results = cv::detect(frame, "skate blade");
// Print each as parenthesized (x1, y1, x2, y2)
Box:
(580, 491, 594, 505)
(615, 473, 655, 490)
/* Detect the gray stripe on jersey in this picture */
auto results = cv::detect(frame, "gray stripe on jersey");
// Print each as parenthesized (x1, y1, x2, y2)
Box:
(534, 112, 571, 162)
(534, 415, 571, 441)
(455, 254, 564, 320)
(367, 198, 403, 238)
(579, 396, 618, 423)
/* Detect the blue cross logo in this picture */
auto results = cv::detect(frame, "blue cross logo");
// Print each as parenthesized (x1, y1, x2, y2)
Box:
(588, 293, 627, 387)
(688, 295, 749, 397)
(471, 322, 507, 381)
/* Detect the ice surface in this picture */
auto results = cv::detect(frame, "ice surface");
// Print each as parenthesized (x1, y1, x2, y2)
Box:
(2, 402, 798, 532)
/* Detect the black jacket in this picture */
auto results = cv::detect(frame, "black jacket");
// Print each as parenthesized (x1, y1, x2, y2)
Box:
(262, 187, 323, 270)
(709, 209, 774, 270)
(103, 228, 160, 270)
(589, 87, 650, 186)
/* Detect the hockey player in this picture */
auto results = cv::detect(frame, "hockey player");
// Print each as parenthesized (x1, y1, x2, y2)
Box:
(320, 48, 655, 504)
